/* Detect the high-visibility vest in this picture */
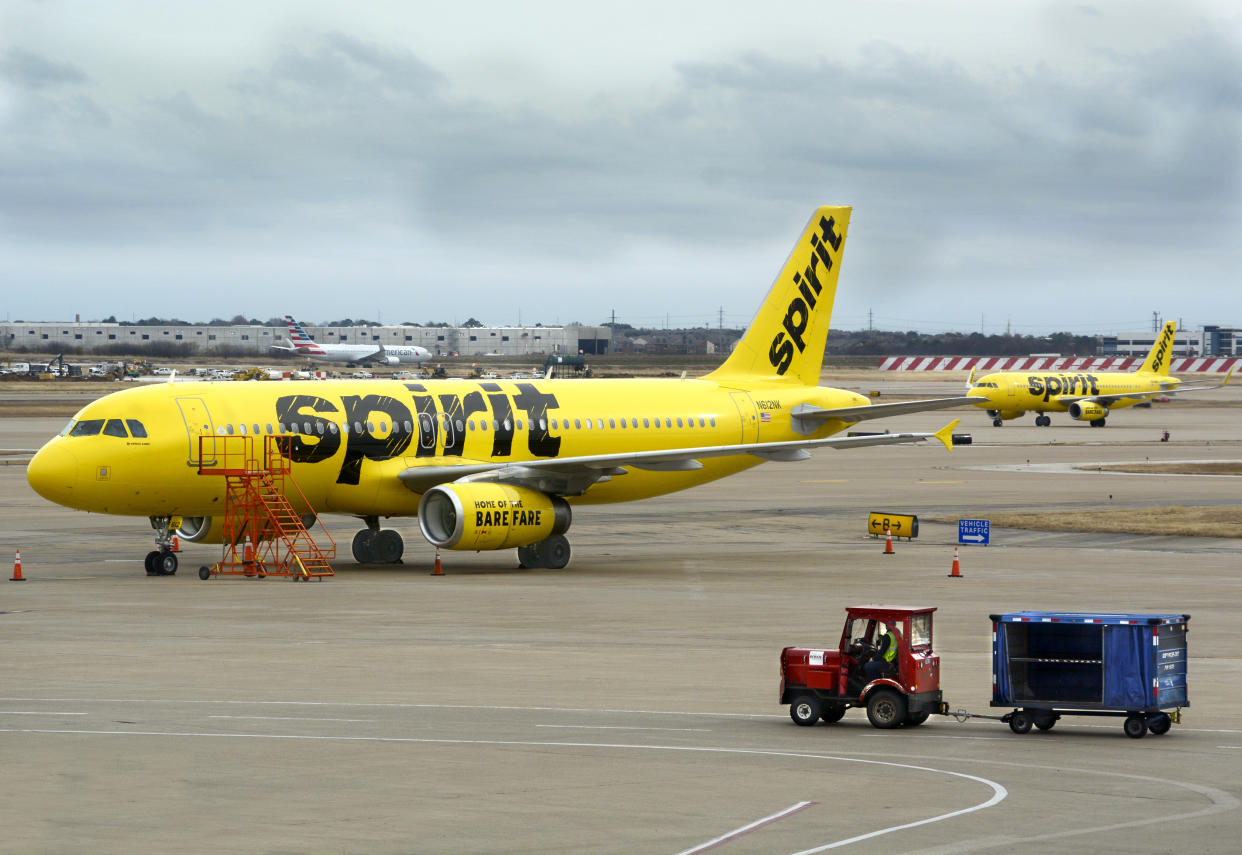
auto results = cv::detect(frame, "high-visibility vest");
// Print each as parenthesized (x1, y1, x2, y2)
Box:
(881, 630, 898, 663)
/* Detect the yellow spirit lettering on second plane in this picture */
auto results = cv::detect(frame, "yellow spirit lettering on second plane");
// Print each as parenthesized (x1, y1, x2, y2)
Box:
(1027, 374, 1101, 401)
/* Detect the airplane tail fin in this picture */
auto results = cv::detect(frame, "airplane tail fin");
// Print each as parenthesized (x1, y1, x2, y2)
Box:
(706, 206, 851, 387)
(1138, 321, 1177, 375)
(285, 315, 316, 346)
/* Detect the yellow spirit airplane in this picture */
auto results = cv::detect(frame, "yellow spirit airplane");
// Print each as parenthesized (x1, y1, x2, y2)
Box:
(969, 321, 1232, 427)
(27, 206, 977, 574)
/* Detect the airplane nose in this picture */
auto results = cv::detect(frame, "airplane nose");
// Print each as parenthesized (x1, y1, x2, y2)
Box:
(27, 441, 81, 508)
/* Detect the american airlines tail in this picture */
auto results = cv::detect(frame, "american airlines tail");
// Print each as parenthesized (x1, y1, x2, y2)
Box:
(706, 206, 850, 387)
(284, 315, 324, 355)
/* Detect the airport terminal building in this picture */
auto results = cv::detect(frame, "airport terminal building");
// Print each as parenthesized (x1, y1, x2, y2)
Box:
(1, 321, 612, 358)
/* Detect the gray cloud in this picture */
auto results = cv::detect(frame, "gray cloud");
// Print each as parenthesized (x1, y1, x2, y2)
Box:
(1, 18, 1238, 330)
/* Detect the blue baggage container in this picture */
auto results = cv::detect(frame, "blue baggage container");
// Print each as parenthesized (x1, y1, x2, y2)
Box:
(989, 611, 1189, 738)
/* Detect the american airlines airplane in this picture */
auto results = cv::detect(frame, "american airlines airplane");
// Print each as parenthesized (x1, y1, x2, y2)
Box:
(272, 315, 432, 366)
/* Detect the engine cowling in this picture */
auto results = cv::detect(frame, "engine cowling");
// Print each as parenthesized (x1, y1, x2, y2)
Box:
(1068, 401, 1109, 421)
(175, 513, 316, 544)
(176, 516, 220, 543)
(419, 483, 571, 550)
(381, 354, 400, 365)
(986, 409, 1024, 421)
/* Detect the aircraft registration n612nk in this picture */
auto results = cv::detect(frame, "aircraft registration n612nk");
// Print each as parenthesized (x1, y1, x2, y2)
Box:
(27, 206, 978, 574)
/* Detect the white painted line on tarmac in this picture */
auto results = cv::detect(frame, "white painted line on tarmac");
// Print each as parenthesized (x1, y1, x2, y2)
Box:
(0, 711, 87, 716)
(208, 715, 375, 723)
(0, 727, 1009, 853)
(536, 724, 711, 732)
(677, 801, 816, 855)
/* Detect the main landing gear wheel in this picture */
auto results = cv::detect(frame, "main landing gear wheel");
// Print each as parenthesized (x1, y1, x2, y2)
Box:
(1035, 415, 1051, 427)
(536, 536, 571, 569)
(374, 529, 404, 564)
(1124, 714, 1147, 739)
(790, 694, 822, 726)
(992, 418, 1003, 427)
(1090, 418, 1107, 427)
(145, 550, 161, 576)
(351, 529, 376, 563)
(353, 528, 405, 564)
(517, 544, 539, 569)
(865, 689, 907, 729)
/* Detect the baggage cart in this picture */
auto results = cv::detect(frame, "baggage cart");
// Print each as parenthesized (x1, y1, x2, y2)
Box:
(990, 611, 1189, 738)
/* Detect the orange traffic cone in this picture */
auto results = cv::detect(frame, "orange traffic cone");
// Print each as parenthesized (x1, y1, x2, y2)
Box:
(242, 536, 256, 575)
(11, 547, 24, 581)
(883, 528, 895, 555)
(170, 536, 181, 553)
(948, 546, 962, 578)
(431, 548, 443, 577)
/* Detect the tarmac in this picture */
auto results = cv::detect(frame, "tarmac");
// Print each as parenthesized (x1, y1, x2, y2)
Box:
(2, 383, 1241, 854)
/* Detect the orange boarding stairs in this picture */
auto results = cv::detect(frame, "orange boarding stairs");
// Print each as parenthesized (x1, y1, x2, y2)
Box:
(195, 434, 336, 581)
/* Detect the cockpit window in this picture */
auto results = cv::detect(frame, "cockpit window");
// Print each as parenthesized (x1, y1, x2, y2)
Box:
(69, 419, 105, 437)
(103, 419, 129, 438)
(59, 420, 76, 437)
(126, 419, 148, 438)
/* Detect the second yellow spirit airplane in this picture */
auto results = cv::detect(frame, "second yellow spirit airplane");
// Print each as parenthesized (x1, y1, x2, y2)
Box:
(27, 206, 976, 573)
(968, 321, 1232, 427)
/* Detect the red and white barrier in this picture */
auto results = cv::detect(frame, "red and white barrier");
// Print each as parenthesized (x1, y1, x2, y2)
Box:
(878, 356, 1240, 373)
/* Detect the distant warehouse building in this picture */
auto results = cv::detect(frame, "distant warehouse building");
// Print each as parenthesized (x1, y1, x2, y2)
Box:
(1, 321, 611, 358)
(1098, 326, 1240, 358)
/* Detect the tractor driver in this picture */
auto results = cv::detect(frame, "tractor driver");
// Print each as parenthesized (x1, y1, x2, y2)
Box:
(863, 623, 900, 682)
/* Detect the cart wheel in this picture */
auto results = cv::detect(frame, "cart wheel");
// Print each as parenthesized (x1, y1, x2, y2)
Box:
(905, 711, 929, 727)
(1123, 714, 1147, 739)
(1009, 710, 1033, 734)
(1147, 713, 1171, 736)
(820, 705, 846, 724)
(1034, 714, 1056, 731)
(198, 566, 211, 580)
(789, 695, 822, 727)
(866, 689, 907, 729)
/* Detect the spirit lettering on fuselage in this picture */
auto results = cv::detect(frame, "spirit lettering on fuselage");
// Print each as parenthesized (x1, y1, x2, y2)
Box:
(274, 382, 563, 485)
(768, 215, 843, 375)
(1026, 373, 1101, 402)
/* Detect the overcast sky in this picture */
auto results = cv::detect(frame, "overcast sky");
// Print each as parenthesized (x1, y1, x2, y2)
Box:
(2, 1, 1239, 335)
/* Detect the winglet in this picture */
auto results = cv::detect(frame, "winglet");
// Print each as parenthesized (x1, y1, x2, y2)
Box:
(933, 419, 959, 452)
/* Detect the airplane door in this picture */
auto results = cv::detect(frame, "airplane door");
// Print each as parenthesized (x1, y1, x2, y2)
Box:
(176, 397, 218, 466)
(729, 391, 759, 445)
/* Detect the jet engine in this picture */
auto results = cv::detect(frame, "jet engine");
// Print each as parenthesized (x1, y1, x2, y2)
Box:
(1068, 401, 1109, 422)
(418, 483, 571, 550)
(381, 355, 400, 365)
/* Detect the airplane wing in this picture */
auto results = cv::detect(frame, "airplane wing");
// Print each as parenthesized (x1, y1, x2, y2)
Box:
(790, 396, 984, 432)
(398, 419, 961, 496)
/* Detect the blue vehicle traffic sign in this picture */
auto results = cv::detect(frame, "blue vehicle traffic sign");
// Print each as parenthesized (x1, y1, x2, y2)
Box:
(958, 518, 990, 546)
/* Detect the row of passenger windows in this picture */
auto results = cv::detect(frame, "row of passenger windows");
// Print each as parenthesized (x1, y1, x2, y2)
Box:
(213, 415, 722, 437)
(62, 418, 148, 438)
